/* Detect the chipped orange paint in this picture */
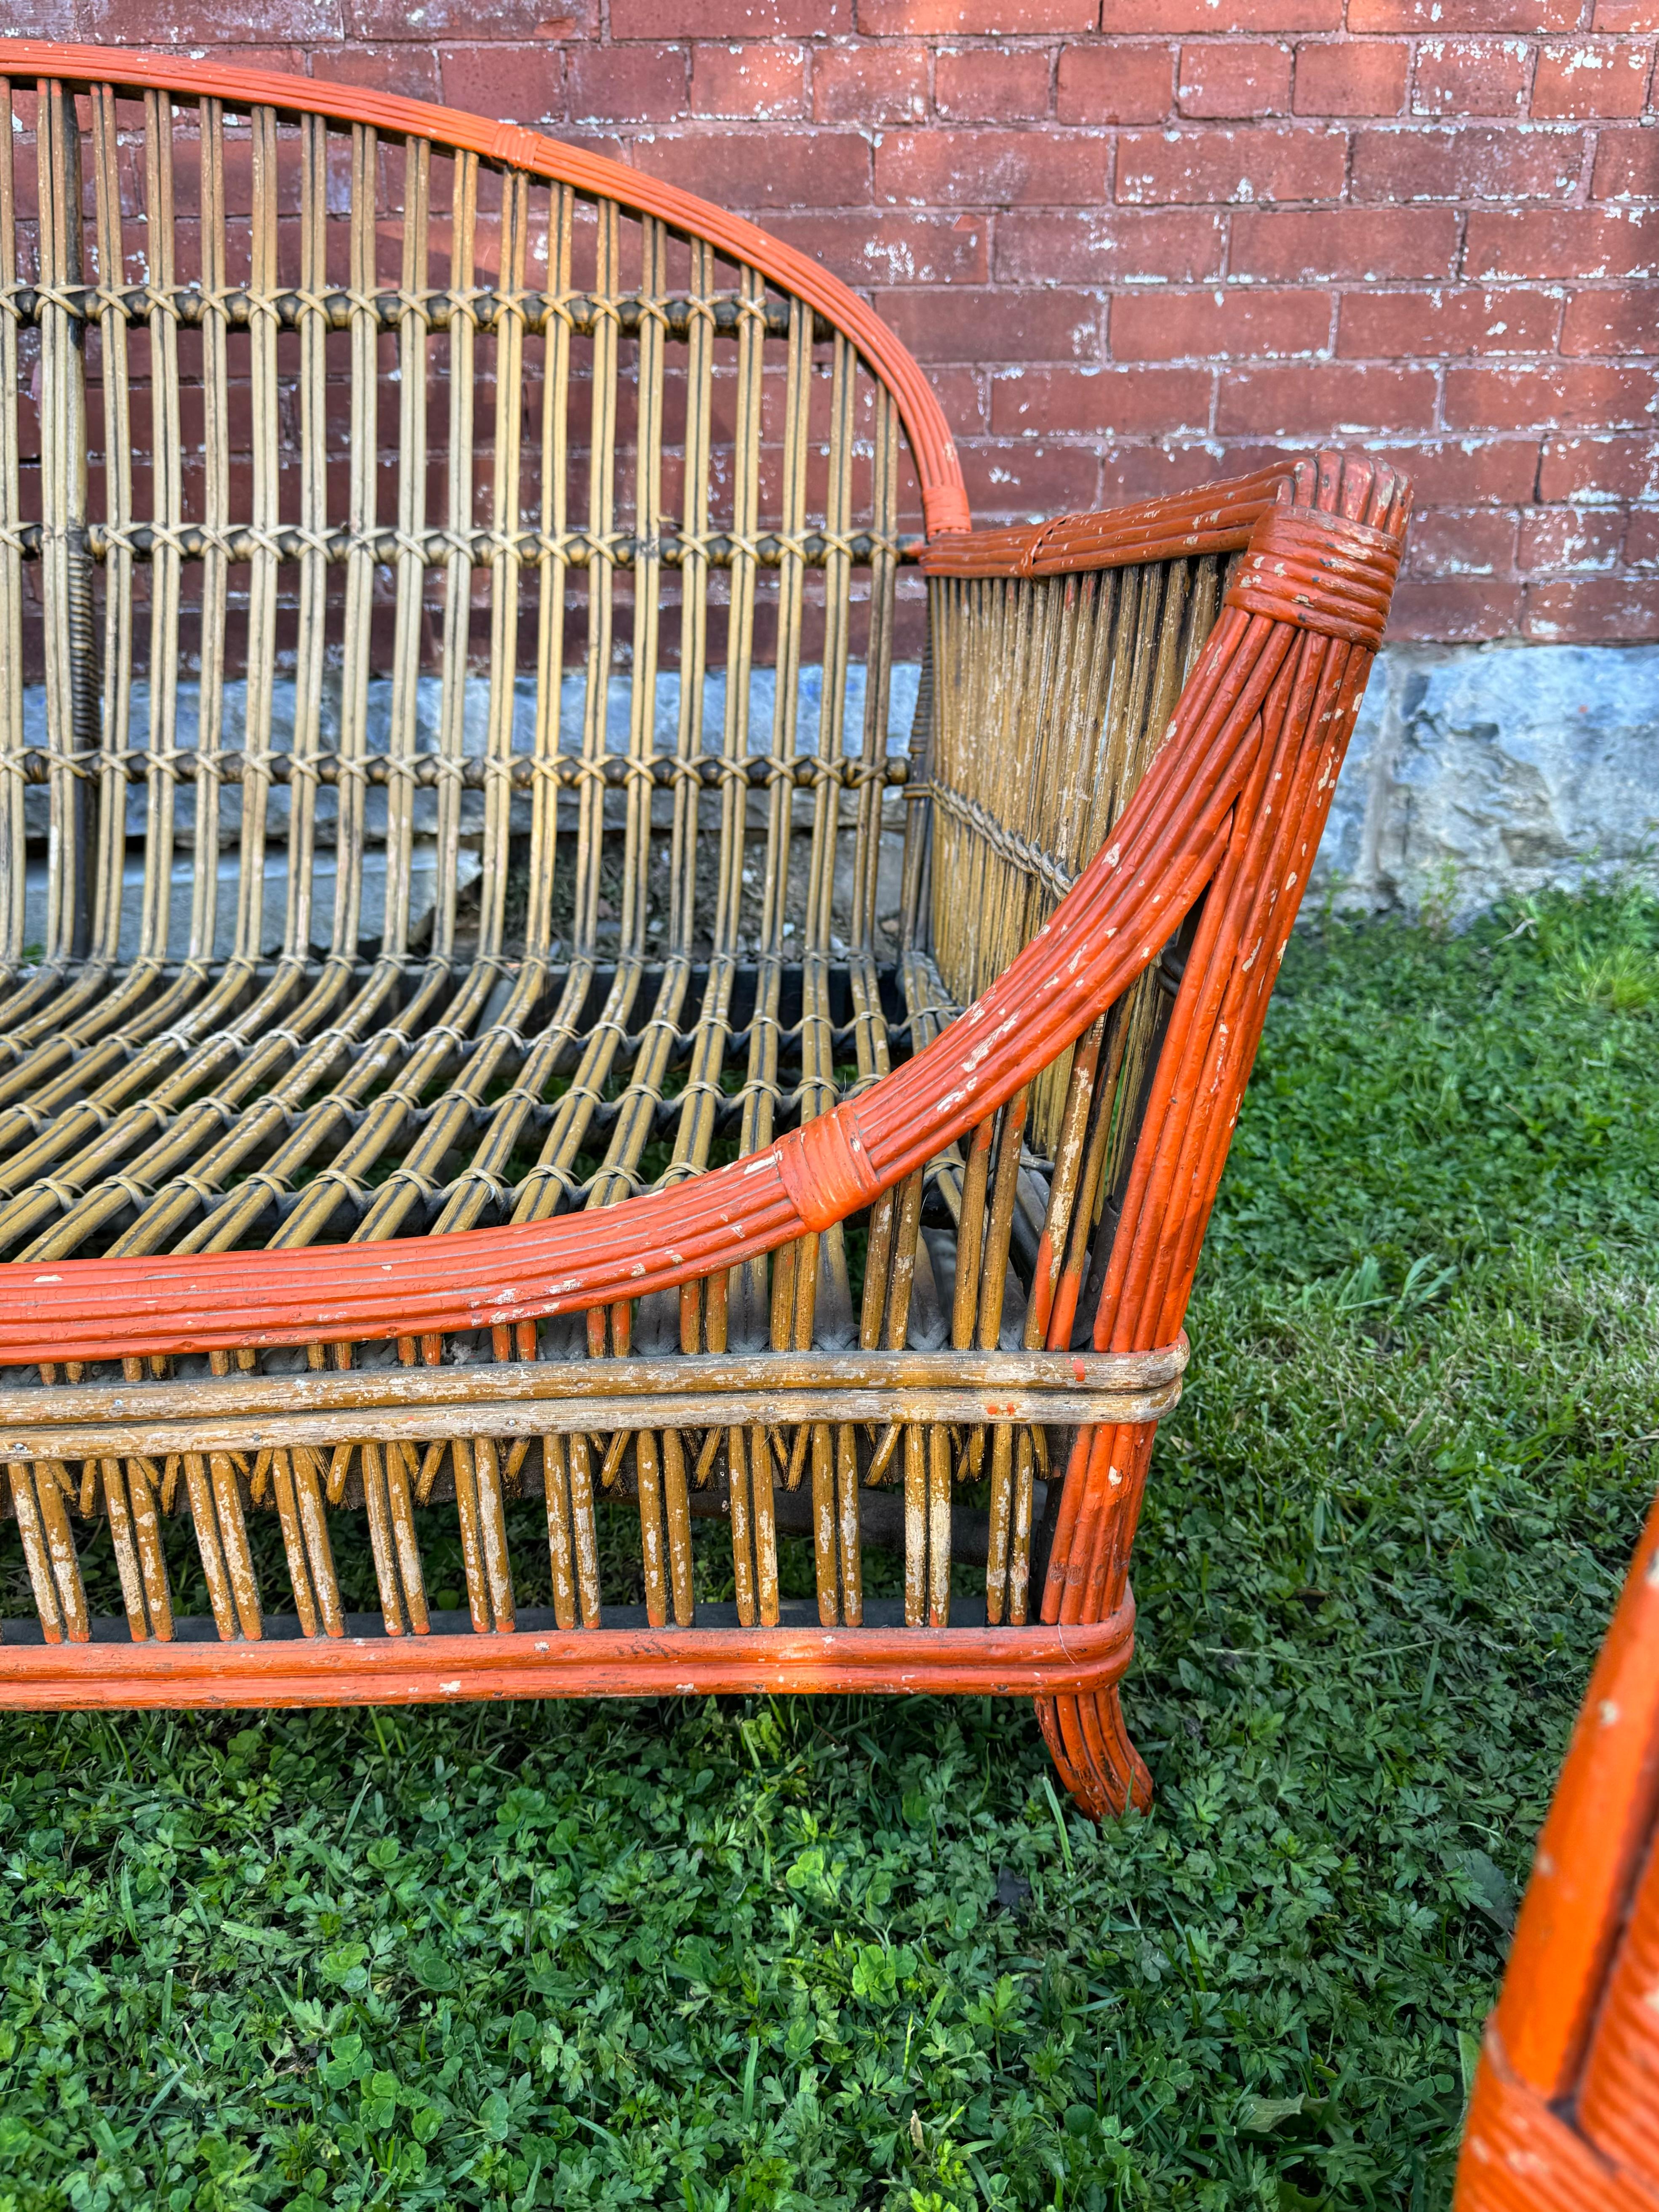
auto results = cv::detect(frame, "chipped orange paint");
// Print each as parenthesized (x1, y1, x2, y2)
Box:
(0, 1607, 1138, 1710)
(1454, 1490, 1659, 2207)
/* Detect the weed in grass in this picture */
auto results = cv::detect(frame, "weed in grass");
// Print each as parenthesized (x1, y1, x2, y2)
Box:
(0, 889, 1656, 2212)
(1556, 940, 1658, 1018)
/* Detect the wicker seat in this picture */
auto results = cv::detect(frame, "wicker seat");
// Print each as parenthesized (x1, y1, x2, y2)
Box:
(1455, 1490, 1659, 2210)
(0, 48, 1408, 1816)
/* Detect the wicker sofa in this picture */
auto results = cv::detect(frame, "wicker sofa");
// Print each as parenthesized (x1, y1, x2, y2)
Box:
(0, 48, 1408, 1819)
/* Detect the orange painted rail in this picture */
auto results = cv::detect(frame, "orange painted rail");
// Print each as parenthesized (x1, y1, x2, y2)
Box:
(1456, 1490, 1659, 2209)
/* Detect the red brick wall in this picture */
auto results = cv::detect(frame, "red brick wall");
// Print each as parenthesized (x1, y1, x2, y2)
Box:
(25, 1, 1659, 644)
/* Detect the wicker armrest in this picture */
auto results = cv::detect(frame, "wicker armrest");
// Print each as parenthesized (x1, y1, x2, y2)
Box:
(922, 453, 1403, 643)
(920, 461, 1297, 580)
(1455, 1488, 1659, 2207)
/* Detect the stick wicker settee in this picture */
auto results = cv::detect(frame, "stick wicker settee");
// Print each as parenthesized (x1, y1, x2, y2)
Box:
(0, 47, 1409, 1820)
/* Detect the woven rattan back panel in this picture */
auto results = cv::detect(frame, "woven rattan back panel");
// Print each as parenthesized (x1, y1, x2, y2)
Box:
(1, 74, 917, 975)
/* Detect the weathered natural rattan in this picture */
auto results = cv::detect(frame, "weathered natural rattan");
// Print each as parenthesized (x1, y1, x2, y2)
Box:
(0, 50, 1409, 1816)
(1455, 1489, 1659, 2210)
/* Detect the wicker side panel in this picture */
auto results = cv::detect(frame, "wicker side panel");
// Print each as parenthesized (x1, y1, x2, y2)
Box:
(922, 558, 1227, 1159)
(0, 1345, 1185, 1658)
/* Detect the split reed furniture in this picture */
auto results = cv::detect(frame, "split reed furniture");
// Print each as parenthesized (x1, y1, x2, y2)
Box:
(0, 49, 1409, 1818)
(1455, 1488, 1659, 2211)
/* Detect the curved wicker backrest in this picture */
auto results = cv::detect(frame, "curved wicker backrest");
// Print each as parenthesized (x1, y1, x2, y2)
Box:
(0, 53, 961, 982)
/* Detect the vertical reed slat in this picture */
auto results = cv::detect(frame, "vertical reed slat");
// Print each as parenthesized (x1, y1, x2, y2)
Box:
(190, 99, 229, 964)
(382, 136, 432, 959)
(525, 184, 573, 959)
(667, 236, 715, 961)
(36, 82, 93, 963)
(333, 121, 382, 959)
(477, 166, 530, 957)
(0, 78, 24, 967)
(573, 198, 621, 960)
(138, 90, 182, 964)
(234, 105, 280, 965)
(88, 86, 131, 965)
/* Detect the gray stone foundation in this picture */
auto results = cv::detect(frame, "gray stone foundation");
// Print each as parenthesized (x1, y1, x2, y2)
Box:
(13, 643, 1654, 952)
(1315, 642, 1659, 922)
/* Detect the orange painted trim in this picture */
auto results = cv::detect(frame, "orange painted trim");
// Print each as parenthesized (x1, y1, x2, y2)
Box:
(0, 41, 969, 535)
(0, 1607, 1134, 1709)
(1577, 1822, 1659, 2183)
(920, 464, 1298, 577)
(1494, 1489, 1659, 2098)
(1457, 2026, 1659, 2212)
(1224, 507, 1402, 650)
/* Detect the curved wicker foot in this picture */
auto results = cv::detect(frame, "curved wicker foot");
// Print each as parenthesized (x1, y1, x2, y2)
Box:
(1036, 1687, 1152, 1823)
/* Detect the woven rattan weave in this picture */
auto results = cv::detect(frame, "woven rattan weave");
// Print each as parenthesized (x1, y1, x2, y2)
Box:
(0, 49, 1409, 1818)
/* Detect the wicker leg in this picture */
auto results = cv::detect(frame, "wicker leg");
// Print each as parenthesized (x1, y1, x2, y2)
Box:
(1038, 1690, 1153, 1822)
(1036, 1418, 1158, 1821)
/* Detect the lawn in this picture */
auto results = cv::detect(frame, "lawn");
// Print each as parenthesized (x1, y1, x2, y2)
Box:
(2, 886, 1656, 2212)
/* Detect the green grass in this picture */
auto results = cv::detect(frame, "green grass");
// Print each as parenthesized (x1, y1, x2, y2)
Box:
(3, 887, 1658, 2212)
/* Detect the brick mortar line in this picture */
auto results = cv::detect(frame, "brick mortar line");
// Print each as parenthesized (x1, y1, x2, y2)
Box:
(34, 31, 1659, 125)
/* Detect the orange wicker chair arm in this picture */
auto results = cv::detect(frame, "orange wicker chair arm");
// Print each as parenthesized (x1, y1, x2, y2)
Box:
(1455, 1487, 1659, 2207)
(968, 450, 1412, 1817)
(920, 463, 1294, 579)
